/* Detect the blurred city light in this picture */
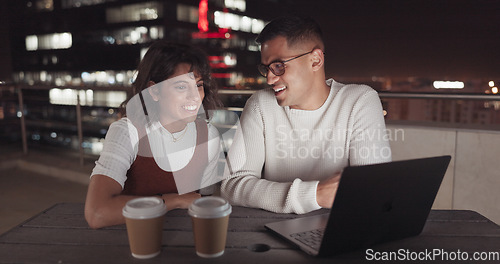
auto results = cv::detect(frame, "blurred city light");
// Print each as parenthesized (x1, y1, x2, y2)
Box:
(433, 81, 465, 89)
(25, 32, 72, 51)
(198, 0, 209, 32)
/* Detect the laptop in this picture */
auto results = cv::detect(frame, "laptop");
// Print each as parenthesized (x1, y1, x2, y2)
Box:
(265, 155, 452, 257)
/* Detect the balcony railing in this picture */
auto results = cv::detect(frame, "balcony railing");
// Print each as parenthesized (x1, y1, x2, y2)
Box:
(2, 83, 500, 224)
(2, 84, 500, 162)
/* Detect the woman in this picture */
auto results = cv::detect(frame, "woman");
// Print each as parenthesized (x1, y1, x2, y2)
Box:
(85, 41, 223, 229)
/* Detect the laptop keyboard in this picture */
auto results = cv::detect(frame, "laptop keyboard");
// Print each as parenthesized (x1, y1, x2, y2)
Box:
(290, 228, 325, 250)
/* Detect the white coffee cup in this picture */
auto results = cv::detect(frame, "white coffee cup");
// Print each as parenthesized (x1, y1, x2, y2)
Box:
(122, 197, 167, 259)
(188, 197, 232, 258)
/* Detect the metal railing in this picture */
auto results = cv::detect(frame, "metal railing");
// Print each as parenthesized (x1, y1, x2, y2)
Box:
(1, 84, 131, 165)
(2, 83, 500, 165)
(378, 91, 500, 101)
(220, 89, 500, 100)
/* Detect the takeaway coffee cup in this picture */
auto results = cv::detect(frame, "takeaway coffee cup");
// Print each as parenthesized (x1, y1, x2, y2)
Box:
(122, 197, 167, 259)
(188, 197, 232, 258)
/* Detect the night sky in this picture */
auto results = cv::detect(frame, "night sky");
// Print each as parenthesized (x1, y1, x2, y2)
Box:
(271, 0, 500, 79)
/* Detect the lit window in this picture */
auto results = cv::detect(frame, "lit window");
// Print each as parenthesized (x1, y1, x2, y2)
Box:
(224, 0, 246, 12)
(25, 33, 72, 51)
(16, 70, 135, 87)
(26, 35, 38, 51)
(227, 13, 240, 31)
(106, 2, 162, 23)
(62, 0, 117, 9)
(150, 26, 160, 39)
(213, 11, 265, 33)
(103, 26, 163, 45)
(248, 43, 259, 51)
(240, 16, 252, 32)
(40, 71, 47, 82)
(52, 33, 73, 49)
(433, 81, 464, 89)
(177, 4, 198, 23)
(49, 88, 77, 105)
(223, 53, 237, 66)
(251, 19, 265, 34)
(36, 0, 54, 11)
(50, 88, 126, 107)
(104, 91, 127, 107)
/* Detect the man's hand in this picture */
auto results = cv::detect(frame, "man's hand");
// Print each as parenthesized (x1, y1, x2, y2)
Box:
(316, 172, 342, 208)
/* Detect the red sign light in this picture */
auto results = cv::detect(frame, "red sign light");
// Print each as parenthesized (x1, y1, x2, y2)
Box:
(198, 0, 209, 32)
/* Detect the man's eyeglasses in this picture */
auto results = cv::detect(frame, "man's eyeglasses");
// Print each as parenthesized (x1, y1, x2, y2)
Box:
(257, 50, 314, 78)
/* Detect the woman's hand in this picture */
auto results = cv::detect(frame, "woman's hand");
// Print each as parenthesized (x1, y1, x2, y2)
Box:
(162, 192, 201, 210)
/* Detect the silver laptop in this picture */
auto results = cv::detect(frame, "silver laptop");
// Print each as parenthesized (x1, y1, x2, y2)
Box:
(265, 155, 451, 257)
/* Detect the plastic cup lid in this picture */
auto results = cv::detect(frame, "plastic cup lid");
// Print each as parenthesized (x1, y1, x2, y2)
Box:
(122, 197, 167, 219)
(188, 197, 232, 219)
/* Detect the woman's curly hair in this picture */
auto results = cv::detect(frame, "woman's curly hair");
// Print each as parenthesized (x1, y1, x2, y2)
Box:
(120, 41, 221, 117)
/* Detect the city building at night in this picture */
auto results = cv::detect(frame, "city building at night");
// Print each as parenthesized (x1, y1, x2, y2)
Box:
(8, 0, 272, 89)
(2, 0, 276, 153)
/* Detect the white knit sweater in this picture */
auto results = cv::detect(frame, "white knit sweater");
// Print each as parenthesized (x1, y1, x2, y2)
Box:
(220, 79, 392, 214)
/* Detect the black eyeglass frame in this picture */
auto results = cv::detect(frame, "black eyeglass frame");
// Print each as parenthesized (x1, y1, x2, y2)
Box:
(257, 50, 316, 77)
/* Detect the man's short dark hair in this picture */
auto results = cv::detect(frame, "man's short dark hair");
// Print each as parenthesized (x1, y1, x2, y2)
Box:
(256, 15, 324, 50)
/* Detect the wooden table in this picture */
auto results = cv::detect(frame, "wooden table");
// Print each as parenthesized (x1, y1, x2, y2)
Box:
(1, 203, 499, 263)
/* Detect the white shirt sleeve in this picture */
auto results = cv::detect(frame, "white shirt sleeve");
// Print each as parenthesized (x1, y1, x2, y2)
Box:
(91, 118, 138, 188)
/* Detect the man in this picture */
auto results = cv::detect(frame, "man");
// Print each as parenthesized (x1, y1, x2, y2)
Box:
(221, 16, 392, 214)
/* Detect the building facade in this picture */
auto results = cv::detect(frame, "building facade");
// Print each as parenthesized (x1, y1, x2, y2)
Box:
(3, 0, 276, 153)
